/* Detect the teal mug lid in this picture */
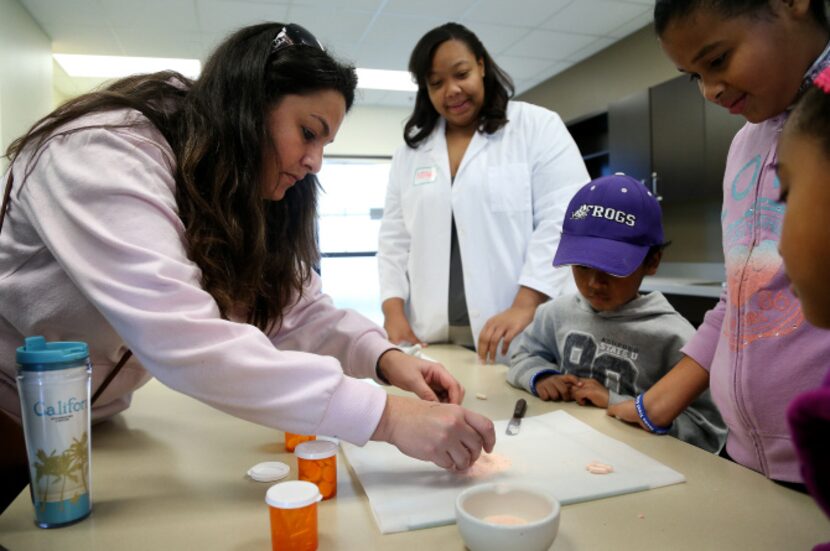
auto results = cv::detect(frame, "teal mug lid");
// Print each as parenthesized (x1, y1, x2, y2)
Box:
(16, 336, 89, 371)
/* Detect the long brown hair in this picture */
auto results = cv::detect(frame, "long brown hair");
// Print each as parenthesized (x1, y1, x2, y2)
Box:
(3, 23, 357, 332)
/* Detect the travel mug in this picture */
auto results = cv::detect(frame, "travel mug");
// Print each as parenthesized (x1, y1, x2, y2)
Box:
(16, 336, 92, 528)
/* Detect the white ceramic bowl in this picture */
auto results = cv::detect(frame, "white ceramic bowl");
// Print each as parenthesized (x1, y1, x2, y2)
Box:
(455, 482, 561, 551)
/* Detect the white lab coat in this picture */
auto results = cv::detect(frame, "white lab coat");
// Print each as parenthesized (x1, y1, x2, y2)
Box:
(378, 101, 589, 360)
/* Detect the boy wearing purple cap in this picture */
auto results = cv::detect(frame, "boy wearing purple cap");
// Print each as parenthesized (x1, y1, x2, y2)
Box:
(507, 174, 726, 452)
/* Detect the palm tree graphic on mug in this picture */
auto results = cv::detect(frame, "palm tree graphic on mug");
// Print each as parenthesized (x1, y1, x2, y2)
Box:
(66, 432, 90, 498)
(32, 431, 89, 510)
(33, 449, 60, 511)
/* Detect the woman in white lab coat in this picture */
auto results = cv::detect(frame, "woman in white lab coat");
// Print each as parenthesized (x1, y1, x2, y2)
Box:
(378, 22, 590, 363)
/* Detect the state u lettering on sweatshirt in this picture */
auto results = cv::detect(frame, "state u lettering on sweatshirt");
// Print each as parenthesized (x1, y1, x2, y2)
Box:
(508, 292, 727, 453)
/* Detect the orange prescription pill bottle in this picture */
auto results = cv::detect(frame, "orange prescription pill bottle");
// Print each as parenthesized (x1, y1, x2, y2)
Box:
(265, 480, 322, 551)
(295, 440, 338, 500)
(284, 432, 315, 452)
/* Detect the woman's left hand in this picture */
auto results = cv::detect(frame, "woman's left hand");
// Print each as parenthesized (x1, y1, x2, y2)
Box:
(377, 350, 465, 404)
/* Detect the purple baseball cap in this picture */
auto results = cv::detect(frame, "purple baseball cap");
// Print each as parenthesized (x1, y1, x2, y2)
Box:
(553, 173, 664, 277)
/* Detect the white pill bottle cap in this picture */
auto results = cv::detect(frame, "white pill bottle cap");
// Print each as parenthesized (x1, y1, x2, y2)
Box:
(266, 480, 322, 509)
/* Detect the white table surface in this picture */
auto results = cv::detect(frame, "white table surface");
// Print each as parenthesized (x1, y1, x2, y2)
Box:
(1, 345, 828, 550)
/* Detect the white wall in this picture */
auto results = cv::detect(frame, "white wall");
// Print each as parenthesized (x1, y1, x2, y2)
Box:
(327, 104, 410, 158)
(518, 26, 677, 123)
(331, 27, 678, 160)
(0, 0, 53, 172)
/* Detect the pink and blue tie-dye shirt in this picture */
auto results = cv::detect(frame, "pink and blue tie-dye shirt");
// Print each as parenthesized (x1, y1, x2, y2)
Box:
(682, 115, 828, 482)
(683, 45, 830, 483)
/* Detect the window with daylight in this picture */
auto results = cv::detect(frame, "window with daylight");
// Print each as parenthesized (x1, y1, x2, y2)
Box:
(316, 156, 391, 325)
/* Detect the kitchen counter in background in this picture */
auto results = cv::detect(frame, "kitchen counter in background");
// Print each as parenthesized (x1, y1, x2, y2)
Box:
(642, 262, 725, 298)
(641, 277, 724, 299)
(641, 262, 724, 326)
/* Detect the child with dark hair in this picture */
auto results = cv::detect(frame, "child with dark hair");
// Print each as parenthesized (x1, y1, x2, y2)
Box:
(378, 22, 589, 364)
(609, 0, 830, 490)
(777, 65, 830, 549)
(508, 174, 726, 453)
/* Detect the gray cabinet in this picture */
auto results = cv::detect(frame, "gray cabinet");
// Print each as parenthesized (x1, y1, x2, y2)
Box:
(608, 75, 745, 203)
(566, 111, 610, 180)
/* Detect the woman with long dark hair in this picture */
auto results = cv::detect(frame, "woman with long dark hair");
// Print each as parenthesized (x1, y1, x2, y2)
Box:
(378, 23, 590, 364)
(0, 22, 495, 511)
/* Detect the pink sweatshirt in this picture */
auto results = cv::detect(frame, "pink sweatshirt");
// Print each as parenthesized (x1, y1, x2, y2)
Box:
(0, 109, 390, 445)
(682, 113, 828, 482)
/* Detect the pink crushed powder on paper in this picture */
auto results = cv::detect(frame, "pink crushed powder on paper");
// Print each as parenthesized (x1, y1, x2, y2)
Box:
(483, 514, 528, 526)
(460, 453, 512, 478)
(585, 460, 614, 475)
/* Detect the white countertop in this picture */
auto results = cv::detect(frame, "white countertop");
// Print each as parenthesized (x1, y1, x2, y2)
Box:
(2, 345, 828, 550)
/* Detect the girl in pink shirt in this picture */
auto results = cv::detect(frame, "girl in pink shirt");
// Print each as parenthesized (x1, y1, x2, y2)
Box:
(608, 0, 830, 489)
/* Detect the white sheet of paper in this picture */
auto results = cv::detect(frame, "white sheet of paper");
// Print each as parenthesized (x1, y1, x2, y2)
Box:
(342, 410, 684, 534)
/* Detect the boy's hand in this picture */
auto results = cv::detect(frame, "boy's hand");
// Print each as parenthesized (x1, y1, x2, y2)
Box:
(535, 373, 579, 401)
(572, 378, 609, 408)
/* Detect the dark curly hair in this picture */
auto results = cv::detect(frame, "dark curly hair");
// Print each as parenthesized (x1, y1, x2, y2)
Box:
(403, 22, 514, 148)
(654, 0, 829, 36)
(786, 75, 830, 155)
(3, 23, 358, 332)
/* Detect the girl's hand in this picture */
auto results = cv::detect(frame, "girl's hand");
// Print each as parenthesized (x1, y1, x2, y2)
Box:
(607, 356, 710, 429)
(572, 378, 610, 408)
(371, 394, 496, 470)
(377, 349, 464, 404)
(535, 373, 580, 401)
(606, 399, 643, 427)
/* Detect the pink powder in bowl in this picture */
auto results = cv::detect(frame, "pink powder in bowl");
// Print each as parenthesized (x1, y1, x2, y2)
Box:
(483, 514, 528, 526)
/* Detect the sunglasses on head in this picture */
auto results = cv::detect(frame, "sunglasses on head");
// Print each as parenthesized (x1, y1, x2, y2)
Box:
(270, 23, 324, 54)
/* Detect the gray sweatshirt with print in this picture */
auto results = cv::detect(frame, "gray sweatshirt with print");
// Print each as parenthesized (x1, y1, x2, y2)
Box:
(507, 291, 727, 453)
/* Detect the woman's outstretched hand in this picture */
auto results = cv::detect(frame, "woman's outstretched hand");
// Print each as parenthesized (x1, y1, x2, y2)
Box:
(371, 394, 496, 470)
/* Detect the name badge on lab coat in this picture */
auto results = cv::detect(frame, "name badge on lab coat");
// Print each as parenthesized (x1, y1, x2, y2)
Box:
(413, 166, 437, 186)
